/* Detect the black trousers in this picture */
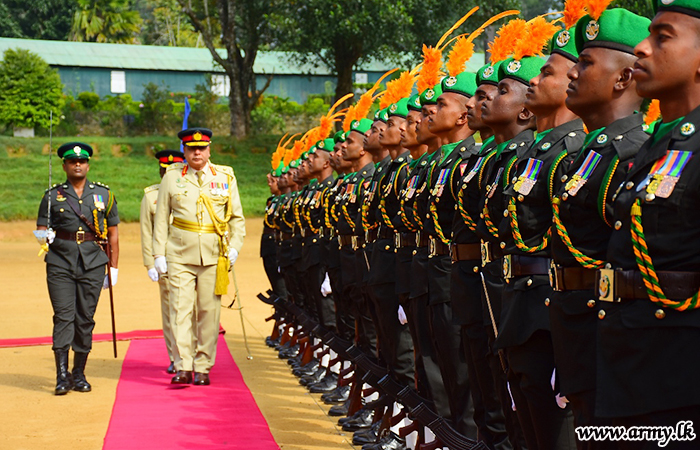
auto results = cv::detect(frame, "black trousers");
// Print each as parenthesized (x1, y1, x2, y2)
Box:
(281, 262, 306, 309)
(262, 253, 287, 300)
(301, 262, 336, 329)
(47, 262, 105, 353)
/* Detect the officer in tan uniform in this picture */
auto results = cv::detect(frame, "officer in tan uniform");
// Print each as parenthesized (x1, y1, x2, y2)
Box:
(153, 128, 245, 386)
(140, 149, 185, 375)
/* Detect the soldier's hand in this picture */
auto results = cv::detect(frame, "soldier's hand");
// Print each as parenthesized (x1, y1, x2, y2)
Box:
(147, 268, 159, 282)
(321, 272, 332, 296)
(228, 248, 239, 266)
(46, 229, 55, 244)
(154, 256, 168, 274)
(103, 267, 118, 290)
(397, 305, 408, 325)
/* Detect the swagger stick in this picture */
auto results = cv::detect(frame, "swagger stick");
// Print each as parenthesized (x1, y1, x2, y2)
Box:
(231, 268, 253, 360)
(106, 241, 118, 358)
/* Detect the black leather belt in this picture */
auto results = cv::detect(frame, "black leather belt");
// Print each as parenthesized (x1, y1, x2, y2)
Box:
(415, 231, 429, 248)
(501, 254, 550, 279)
(428, 236, 450, 257)
(300, 227, 314, 238)
(451, 243, 481, 263)
(596, 268, 700, 302)
(352, 235, 366, 251)
(378, 227, 394, 240)
(550, 264, 597, 291)
(55, 230, 103, 244)
(480, 240, 503, 266)
(338, 235, 353, 248)
(263, 228, 275, 235)
(365, 228, 379, 243)
(395, 232, 416, 249)
(280, 232, 293, 241)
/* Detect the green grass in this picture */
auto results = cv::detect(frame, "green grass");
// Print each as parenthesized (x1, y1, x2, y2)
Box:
(0, 135, 278, 222)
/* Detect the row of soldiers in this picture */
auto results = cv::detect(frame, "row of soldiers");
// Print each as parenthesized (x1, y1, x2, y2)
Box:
(261, 1, 700, 449)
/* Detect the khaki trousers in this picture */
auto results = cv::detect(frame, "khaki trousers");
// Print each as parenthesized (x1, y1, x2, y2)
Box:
(158, 274, 176, 361)
(167, 262, 221, 373)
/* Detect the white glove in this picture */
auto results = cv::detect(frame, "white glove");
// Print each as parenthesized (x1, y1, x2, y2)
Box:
(228, 248, 239, 266)
(33, 229, 55, 245)
(103, 267, 118, 290)
(397, 305, 408, 325)
(46, 229, 55, 244)
(551, 368, 569, 409)
(147, 268, 159, 282)
(154, 256, 168, 274)
(321, 273, 332, 296)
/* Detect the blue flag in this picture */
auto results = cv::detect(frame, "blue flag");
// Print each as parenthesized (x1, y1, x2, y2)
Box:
(181, 97, 191, 152)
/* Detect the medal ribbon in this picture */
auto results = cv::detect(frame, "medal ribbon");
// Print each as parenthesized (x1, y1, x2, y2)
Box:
(650, 150, 692, 178)
(573, 151, 602, 181)
(519, 158, 543, 181)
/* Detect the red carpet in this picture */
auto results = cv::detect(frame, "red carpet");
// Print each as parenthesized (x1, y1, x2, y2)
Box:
(0, 329, 164, 348)
(103, 336, 279, 450)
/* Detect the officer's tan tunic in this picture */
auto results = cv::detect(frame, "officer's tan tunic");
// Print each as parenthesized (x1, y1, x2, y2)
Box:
(153, 162, 245, 372)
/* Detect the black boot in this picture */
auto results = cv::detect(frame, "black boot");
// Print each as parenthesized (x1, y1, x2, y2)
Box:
(72, 352, 92, 392)
(54, 350, 73, 395)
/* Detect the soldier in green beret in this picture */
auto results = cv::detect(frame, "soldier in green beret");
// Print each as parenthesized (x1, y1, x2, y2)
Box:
(36, 142, 120, 395)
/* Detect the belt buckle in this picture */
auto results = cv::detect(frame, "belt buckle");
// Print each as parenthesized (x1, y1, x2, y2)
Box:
(394, 233, 401, 249)
(428, 237, 436, 257)
(415, 231, 421, 248)
(502, 254, 512, 279)
(480, 241, 491, 266)
(450, 244, 457, 264)
(549, 260, 561, 291)
(76, 230, 85, 244)
(597, 268, 615, 302)
(319, 228, 325, 238)
(365, 230, 371, 244)
(352, 236, 358, 251)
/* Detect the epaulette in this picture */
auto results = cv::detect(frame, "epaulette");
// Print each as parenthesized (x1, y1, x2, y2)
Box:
(214, 164, 234, 177)
(144, 184, 160, 194)
(45, 183, 60, 193)
(166, 162, 185, 172)
(94, 181, 110, 190)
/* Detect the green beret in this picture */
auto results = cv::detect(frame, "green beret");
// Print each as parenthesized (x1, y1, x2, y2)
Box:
(388, 98, 410, 118)
(333, 130, 346, 143)
(407, 93, 421, 112)
(351, 118, 373, 134)
(374, 108, 389, 123)
(316, 138, 335, 152)
(58, 142, 93, 160)
(289, 159, 299, 169)
(281, 164, 289, 174)
(575, 9, 651, 55)
(301, 150, 310, 161)
(274, 162, 284, 177)
(344, 130, 351, 139)
(476, 62, 502, 86)
(499, 56, 546, 87)
(420, 83, 443, 106)
(441, 71, 478, 98)
(549, 25, 579, 62)
(655, 0, 700, 19)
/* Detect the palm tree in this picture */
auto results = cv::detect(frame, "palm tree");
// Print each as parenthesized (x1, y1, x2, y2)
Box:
(71, 0, 143, 44)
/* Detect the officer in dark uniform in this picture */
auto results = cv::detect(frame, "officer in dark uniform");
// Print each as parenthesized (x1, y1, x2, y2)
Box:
(262, 166, 288, 300)
(36, 142, 119, 395)
(549, 9, 650, 448)
(598, 2, 700, 445)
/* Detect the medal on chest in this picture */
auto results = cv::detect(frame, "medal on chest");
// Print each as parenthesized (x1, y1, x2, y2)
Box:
(565, 151, 602, 196)
(513, 158, 543, 196)
(209, 182, 229, 196)
(486, 167, 504, 199)
(93, 194, 105, 210)
(406, 176, 419, 199)
(463, 156, 486, 185)
(644, 150, 692, 198)
(431, 168, 451, 197)
(383, 171, 398, 197)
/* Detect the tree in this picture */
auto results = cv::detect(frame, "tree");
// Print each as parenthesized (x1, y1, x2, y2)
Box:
(612, 0, 654, 19)
(70, 0, 143, 44)
(175, 0, 274, 138)
(136, 0, 201, 47)
(0, 0, 78, 40)
(0, 49, 65, 133)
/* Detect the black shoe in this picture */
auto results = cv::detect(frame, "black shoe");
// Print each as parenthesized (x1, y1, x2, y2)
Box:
(362, 432, 406, 450)
(299, 367, 326, 386)
(166, 361, 176, 374)
(265, 336, 280, 347)
(309, 374, 338, 393)
(275, 340, 291, 352)
(338, 408, 366, 425)
(54, 350, 74, 395)
(292, 359, 319, 377)
(72, 352, 91, 392)
(353, 421, 381, 445)
(322, 385, 350, 404)
(342, 408, 374, 431)
(328, 400, 350, 417)
(278, 344, 299, 359)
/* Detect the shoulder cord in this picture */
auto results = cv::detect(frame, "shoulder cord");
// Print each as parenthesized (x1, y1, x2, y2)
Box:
(631, 199, 699, 310)
(482, 155, 518, 238)
(458, 151, 497, 231)
(598, 156, 620, 227)
(551, 198, 604, 269)
(508, 197, 551, 253)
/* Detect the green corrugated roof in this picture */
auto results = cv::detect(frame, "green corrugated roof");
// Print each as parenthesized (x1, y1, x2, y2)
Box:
(0, 38, 400, 75)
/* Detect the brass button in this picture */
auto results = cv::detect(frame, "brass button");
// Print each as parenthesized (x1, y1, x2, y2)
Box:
(412, 250, 417, 255)
(499, 242, 506, 249)
(587, 300, 596, 308)
(503, 209, 508, 217)
(544, 298, 550, 306)
(626, 182, 634, 190)
(561, 175, 568, 183)
(511, 177, 518, 184)
(526, 279, 532, 286)
(561, 192, 569, 201)
(313, 238, 318, 243)
(646, 193, 655, 202)
(480, 213, 484, 219)
(614, 221, 622, 230)
(462, 184, 467, 189)
(655, 309, 666, 320)
(385, 245, 390, 250)
(78, 200, 83, 204)
(517, 194, 525, 202)
(598, 310, 606, 320)
(78, 227, 83, 231)
(426, 214, 430, 219)
(473, 266, 479, 273)
(59, 208, 64, 212)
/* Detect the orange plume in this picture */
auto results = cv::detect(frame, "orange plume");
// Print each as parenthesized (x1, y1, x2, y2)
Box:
(488, 19, 528, 63)
(513, 16, 558, 60)
(282, 148, 293, 166)
(380, 71, 416, 109)
(342, 105, 356, 132)
(416, 45, 443, 93)
(436, 7, 479, 49)
(563, 0, 588, 29)
(445, 37, 474, 77)
(271, 132, 289, 169)
(351, 68, 399, 121)
(585, 0, 614, 21)
(645, 99, 661, 126)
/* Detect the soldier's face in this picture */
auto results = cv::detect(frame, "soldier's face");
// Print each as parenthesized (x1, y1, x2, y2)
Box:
(482, 78, 528, 128)
(526, 53, 575, 116)
(566, 47, 630, 117)
(63, 158, 89, 180)
(467, 84, 496, 132)
(343, 131, 364, 161)
(633, 12, 700, 102)
(416, 105, 437, 144)
(380, 116, 404, 147)
(402, 111, 421, 148)
(364, 121, 386, 151)
(430, 92, 468, 135)
(184, 145, 210, 170)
